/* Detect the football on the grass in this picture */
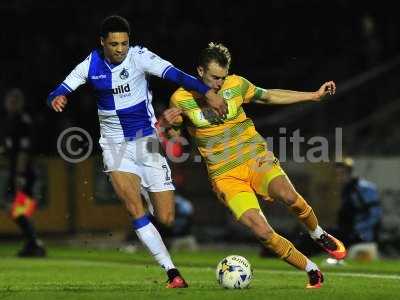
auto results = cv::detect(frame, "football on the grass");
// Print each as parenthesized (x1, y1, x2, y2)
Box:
(216, 255, 252, 289)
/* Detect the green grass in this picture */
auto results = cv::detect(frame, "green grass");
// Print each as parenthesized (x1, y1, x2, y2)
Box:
(0, 243, 399, 300)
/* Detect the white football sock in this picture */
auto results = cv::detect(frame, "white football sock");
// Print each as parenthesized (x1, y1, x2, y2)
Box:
(309, 225, 324, 240)
(305, 259, 319, 272)
(135, 221, 175, 271)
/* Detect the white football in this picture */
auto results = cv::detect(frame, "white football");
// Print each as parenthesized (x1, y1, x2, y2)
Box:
(216, 255, 252, 289)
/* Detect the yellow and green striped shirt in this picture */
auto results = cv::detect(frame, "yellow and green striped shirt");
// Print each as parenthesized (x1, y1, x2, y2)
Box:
(170, 75, 266, 178)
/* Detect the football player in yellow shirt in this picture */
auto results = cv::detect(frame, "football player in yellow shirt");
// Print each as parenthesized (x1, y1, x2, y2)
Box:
(160, 42, 346, 289)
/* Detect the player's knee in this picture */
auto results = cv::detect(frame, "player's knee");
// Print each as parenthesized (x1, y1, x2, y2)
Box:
(249, 219, 274, 241)
(157, 212, 175, 227)
(255, 227, 274, 241)
(275, 189, 298, 206)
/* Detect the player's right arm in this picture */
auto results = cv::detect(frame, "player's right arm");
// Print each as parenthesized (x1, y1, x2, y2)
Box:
(47, 54, 91, 112)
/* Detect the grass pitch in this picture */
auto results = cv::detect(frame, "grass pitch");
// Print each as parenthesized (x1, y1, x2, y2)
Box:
(0, 243, 399, 300)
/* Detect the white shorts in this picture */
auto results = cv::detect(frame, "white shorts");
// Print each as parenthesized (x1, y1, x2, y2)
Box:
(100, 134, 175, 192)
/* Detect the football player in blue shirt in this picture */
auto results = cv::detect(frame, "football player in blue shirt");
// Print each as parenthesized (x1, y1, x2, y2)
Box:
(47, 15, 226, 288)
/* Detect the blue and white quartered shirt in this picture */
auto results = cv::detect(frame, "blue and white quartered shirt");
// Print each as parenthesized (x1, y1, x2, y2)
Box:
(48, 46, 205, 143)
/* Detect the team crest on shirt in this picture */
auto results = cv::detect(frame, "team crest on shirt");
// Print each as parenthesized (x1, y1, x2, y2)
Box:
(119, 68, 129, 79)
(222, 89, 233, 99)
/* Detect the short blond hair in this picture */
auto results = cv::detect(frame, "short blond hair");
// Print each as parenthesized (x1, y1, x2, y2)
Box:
(198, 42, 231, 70)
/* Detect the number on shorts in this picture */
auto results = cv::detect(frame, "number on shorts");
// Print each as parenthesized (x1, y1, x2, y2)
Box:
(162, 164, 171, 181)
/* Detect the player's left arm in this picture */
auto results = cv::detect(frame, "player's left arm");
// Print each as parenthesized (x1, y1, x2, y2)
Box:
(253, 81, 336, 104)
(47, 54, 91, 112)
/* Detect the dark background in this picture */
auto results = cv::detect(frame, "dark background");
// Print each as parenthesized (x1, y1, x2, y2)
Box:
(1, 0, 400, 157)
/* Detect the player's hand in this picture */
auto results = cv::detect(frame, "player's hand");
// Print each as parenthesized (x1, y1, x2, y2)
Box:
(314, 81, 336, 100)
(204, 90, 228, 118)
(51, 95, 68, 112)
(158, 107, 182, 128)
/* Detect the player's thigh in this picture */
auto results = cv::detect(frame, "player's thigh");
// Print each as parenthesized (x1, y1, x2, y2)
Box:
(148, 190, 175, 226)
(140, 151, 175, 192)
(212, 176, 259, 220)
(100, 141, 138, 173)
(250, 155, 290, 201)
(109, 171, 144, 217)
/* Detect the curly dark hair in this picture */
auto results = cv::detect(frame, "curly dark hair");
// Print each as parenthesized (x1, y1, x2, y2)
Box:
(100, 15, 130, 38)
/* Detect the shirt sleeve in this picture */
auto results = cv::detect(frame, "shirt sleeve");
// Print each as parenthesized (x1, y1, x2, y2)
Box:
(169, 93, 184, 126)
(240, 76, 258, 103)
(135, 47, 172, 78)
(47, 54, 90, 106)
(62, 54, 91, 91)
(163, 67, 209, 95)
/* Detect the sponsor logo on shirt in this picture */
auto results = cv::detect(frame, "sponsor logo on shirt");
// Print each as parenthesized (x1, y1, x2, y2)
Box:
(91, 74, 107, 80)
(112, 83, 131, 95)
(222, 89, 233, 99)
(119, 68, 129, 79)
